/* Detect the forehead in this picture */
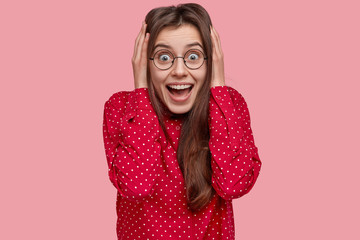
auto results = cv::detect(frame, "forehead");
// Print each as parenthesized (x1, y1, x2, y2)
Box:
(154, 24, 203, 50)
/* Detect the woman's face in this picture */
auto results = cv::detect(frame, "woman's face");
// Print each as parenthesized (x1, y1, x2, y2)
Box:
(149, 24, 207, 114)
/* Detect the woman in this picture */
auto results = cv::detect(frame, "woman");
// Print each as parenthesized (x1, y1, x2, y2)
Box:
(103, 3, 261, 239)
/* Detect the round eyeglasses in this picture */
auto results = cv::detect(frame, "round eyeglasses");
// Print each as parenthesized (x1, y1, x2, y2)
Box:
(149, 49, 207, 70)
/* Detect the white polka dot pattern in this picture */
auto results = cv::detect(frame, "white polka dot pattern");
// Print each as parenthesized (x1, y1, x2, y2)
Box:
(209, 86, 262, 201)
(102, 87, 262, 239)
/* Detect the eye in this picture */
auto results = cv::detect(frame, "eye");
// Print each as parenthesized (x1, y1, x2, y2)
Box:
(159, 54, 171, 61)
(188, 53, 199, 60)
(186, 50, 202, 61)
(155, 50, 173, 62)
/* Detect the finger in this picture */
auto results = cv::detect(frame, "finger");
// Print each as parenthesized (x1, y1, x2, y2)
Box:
(210, 25, 225, 87)
(135, 23, 147, 60)
(212, 26, 221, 45)
(140, 32, 150, 65)
(211, 26, 222, 56)
(135, 22, 145, 46)
(133, 22, 143, 56)
(134, 27, 147, 65)
(133, 22, 145, 59)
(133, 22, 146, 60)
(210, 26, 219, 57)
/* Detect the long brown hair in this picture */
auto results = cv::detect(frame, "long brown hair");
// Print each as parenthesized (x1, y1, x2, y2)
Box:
(145, 3, 215, 212)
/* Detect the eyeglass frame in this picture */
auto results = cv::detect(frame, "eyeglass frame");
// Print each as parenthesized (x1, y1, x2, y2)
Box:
(149, 48, 208, 70)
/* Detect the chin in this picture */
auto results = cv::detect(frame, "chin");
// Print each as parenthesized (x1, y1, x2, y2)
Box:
(167, 103, 193, 115)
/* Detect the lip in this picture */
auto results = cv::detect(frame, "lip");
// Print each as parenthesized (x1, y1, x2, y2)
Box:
(166, 83, 193, 102)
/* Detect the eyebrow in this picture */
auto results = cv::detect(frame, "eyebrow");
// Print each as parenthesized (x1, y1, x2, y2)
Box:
(153, 42, 204, 51)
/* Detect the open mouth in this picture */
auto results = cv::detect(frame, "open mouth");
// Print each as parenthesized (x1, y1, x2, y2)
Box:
(166, 84, 193, 98)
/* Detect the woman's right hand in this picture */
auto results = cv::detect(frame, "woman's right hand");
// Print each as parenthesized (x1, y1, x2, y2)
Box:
(132, 22, 150, 89)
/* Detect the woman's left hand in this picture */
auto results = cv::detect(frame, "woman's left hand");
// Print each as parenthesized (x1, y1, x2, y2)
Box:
(210, 25, 225, 87)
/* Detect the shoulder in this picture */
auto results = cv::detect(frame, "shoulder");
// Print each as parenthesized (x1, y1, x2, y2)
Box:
(225, 86, 252, 122)
(211, 85, 246, 106)
(105, 91, 132, 107)
(103, 90, 135, 119)
(104, 88, 152, 118)
(105, 88, 150, 107)
(226, 86, 245, 103)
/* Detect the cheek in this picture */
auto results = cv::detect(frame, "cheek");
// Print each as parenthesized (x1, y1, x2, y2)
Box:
(149, 66, 160, 86)
(149, 67, 166, 93)
(195, 69, 207, 87)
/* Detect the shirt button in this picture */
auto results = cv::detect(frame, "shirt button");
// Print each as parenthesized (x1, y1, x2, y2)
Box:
(176, 126, 180, 130)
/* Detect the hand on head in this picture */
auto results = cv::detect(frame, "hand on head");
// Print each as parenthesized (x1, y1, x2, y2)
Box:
(132, 22, 149, 89)
(210, 25, 225, 87)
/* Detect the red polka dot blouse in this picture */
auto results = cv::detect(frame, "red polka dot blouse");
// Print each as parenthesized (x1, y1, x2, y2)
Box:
(102, 86, 262, 239)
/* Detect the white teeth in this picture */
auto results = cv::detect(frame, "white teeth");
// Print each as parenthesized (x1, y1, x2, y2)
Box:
(168, 84, 192, 90)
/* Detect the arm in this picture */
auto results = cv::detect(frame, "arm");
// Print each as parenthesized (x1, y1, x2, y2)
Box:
(102, 88, 162, 201)
(209, 86, 262, 200)
(102, 21, 158, 201)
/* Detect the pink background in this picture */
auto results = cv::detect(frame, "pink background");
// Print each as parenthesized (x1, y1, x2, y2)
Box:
(1, 0, 359, 239)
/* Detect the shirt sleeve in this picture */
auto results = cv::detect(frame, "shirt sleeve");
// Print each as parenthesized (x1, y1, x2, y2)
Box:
(102, 88, 162, 202)
(209, 86, 262, 201)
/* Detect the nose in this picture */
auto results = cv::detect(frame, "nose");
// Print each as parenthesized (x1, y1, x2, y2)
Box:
(171, 57, 187, 77)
